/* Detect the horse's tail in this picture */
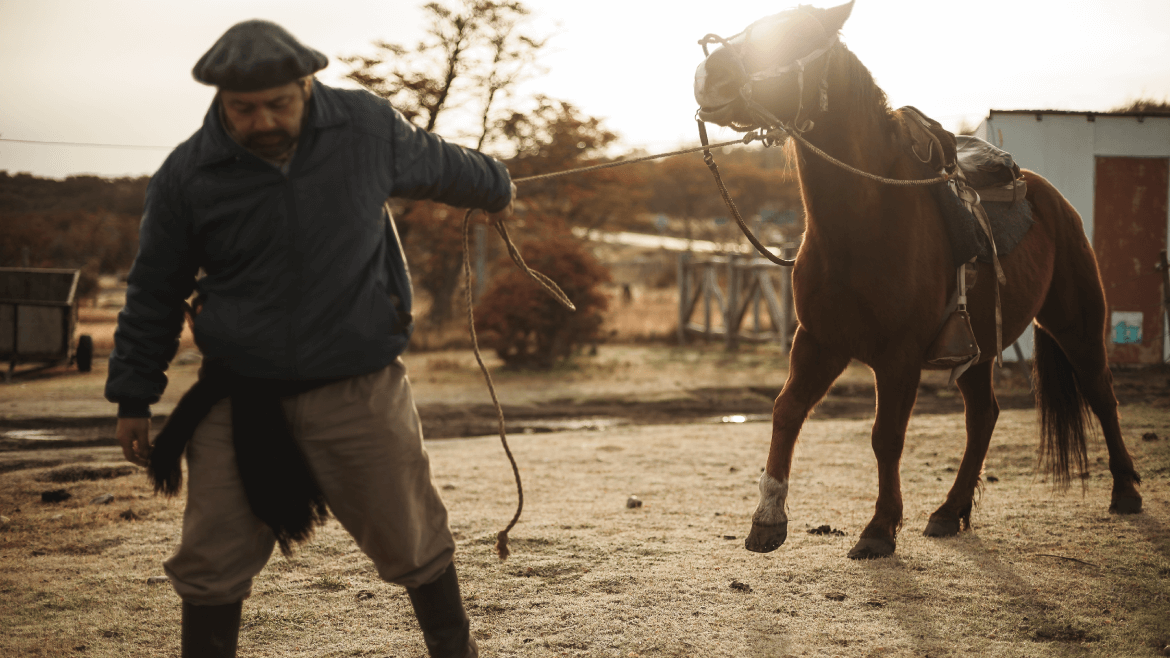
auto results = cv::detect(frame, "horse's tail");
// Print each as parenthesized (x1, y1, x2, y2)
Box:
(1032, 325, 1091, 487)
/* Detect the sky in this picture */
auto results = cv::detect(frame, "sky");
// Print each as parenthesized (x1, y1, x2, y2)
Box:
(1, 0, 1169, 179)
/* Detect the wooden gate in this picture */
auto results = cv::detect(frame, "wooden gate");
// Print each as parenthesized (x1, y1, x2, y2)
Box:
(1093, 156, 1170, 364)
(676, 253, 794, 350)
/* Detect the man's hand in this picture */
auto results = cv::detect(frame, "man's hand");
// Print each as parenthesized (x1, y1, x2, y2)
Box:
(486, 182, 517, 226)
(117, 417, 152, 466)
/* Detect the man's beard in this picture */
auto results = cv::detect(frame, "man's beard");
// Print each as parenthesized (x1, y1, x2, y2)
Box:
(241, 129, 297, 161)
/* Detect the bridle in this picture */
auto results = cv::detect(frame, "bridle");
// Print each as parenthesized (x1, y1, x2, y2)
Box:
(692, 11, 840, 267)
(697, 9, 839, 136)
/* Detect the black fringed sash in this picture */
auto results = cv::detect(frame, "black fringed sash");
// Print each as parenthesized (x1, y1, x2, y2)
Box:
(148, 360, 338, 555)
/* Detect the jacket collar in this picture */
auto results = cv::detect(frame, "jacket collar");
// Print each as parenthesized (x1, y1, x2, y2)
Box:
(194, 80, 348, 168)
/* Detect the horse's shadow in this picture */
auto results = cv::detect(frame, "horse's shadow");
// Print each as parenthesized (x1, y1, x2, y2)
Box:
(1118, 510, 1170, 562)
(860, 517, 1170, 654)
(857, 533, 1092, 653)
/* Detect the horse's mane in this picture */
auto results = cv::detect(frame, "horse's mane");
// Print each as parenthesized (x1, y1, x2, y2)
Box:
(832, 42, 892, 128)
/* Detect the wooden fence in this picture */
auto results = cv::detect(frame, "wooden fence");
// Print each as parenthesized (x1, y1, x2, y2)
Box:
(676, 252, 795, 350)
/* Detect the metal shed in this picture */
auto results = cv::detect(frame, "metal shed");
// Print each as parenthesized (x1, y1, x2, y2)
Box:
(974, 110, 1170, 364)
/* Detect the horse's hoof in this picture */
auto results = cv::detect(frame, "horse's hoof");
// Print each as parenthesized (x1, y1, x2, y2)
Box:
(1110, 496, 1142, 515)
(847, 537, 895, 560)
(923, 518, 960, 537)
(744, 522, 788, 553)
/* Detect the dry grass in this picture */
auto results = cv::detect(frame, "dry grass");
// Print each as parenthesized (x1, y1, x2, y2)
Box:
(602, 286, 683, 343)
(2, 402, 1168, 657)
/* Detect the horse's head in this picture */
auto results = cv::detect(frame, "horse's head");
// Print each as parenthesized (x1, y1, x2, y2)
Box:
(694, 2, 854, 132)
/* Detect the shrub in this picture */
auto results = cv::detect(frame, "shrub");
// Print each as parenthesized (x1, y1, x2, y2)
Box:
(474, 235, 610, 369)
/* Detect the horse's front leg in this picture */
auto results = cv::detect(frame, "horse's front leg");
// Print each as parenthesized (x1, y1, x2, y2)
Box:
(847, 361, 921, 559)
(925, 359, 998, 537)
(746, 327, 850, 553)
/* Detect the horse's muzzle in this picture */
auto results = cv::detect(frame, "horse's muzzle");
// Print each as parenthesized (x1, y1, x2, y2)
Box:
(697, 103, 741, 126)
(694, 58, 744, 123)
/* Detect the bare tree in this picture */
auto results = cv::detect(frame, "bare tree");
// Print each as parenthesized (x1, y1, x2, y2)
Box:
(340, 0, 544, 142)
(339, 0, 549, 326)
(471, 2, 547, 150)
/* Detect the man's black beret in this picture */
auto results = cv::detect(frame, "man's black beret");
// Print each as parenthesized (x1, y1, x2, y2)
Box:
(193, 19, 327, 92)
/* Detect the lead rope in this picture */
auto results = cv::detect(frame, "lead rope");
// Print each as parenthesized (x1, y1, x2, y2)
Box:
(467, 112, 959, 559)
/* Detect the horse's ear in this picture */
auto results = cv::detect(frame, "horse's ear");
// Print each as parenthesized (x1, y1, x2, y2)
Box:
(820, 1, 855, 34)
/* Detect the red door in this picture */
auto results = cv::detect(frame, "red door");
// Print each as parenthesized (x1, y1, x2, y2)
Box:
(1092, 156, 1169, 365)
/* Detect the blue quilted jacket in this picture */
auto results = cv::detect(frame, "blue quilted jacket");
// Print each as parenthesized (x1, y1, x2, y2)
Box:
(105, 81, 512, 416)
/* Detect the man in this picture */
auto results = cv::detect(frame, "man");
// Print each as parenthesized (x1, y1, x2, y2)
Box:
(106, 19, 511, 658)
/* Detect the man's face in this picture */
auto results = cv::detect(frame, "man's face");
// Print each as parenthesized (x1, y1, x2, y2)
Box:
(219, 79, 310, 159)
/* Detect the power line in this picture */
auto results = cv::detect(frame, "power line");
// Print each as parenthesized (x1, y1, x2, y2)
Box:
(0, 138, 173, 151)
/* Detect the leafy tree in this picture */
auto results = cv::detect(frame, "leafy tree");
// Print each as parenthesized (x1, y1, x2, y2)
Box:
(0, 172, 148, 299)
(640, 147, 801, 246)
(501, 96, 648, 232)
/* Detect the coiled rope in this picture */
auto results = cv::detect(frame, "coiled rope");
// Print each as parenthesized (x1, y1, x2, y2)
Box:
(462, 211, 573, 560)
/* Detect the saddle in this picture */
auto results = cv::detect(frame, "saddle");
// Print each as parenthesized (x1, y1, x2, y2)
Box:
(895, 106, 1033, 379)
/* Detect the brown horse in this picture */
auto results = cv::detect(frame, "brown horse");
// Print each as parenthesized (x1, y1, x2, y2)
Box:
(694, 1, 1143, 559)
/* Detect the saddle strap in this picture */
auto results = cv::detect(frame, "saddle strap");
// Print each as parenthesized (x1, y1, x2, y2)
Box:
(974, 179, 1027, 203)
(953, 171, 1007, 366)
(898, 107, 1009, 366)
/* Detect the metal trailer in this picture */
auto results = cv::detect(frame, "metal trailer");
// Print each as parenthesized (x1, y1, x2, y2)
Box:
(0, 267, 93, 382)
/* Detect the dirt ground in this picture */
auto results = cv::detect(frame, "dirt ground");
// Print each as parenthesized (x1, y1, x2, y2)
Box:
(2, 326, 1169, 656)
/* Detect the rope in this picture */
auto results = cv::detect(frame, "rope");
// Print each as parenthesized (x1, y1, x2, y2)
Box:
(510, 137, 756, 184)
(702, 150, 794, 267)
(785, 129, 952, 186)
(462, 207, 574, 560)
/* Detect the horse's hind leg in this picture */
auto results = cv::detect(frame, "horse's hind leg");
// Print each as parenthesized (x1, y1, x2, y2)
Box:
(745, 326, 850, 553)
(848, 360, 922, 559)
(925, 359, 998, 537)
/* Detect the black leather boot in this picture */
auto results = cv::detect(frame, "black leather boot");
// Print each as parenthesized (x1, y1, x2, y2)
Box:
(181, 600, 242, 658)
(406, 562, 478, 658)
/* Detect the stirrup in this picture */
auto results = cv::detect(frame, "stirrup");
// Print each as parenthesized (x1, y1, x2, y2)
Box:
(926, 262, 980, 382)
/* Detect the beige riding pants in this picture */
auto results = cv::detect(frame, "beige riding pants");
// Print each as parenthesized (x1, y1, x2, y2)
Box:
(163, 359, 455, 606)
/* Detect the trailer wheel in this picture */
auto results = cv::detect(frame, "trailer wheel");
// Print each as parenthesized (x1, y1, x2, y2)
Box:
(76, 335, 94, 372)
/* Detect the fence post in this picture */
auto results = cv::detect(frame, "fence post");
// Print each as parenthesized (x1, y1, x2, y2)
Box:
(726, 255, 740, 351)
(752, 272, 762, 337)
(677, 252, 687, 345)
(703, 263, 713, 341)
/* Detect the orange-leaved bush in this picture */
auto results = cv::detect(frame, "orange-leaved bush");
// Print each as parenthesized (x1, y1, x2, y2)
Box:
(473, 235, 609, 369)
